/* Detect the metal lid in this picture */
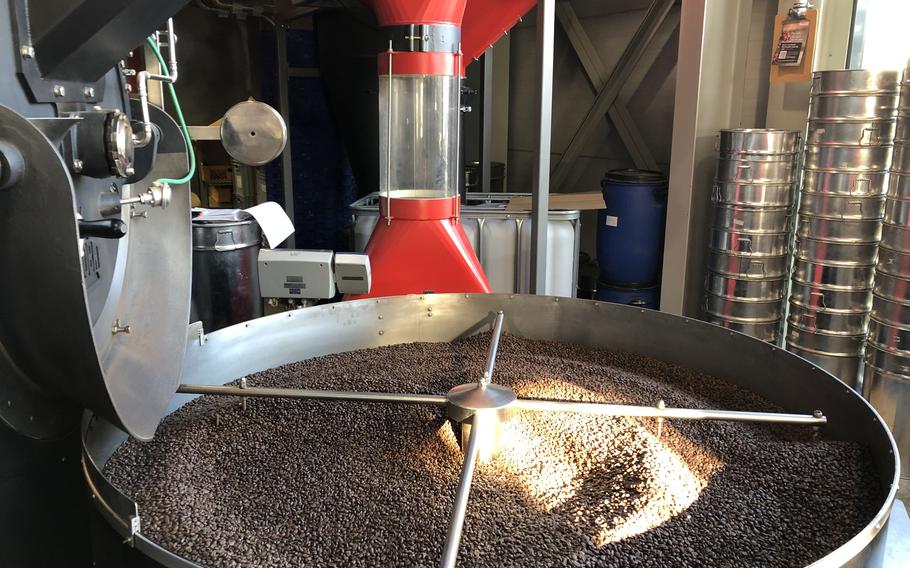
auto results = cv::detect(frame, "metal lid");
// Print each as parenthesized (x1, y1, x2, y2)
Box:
(603, 168, 666, 185)
(220, 101, 288, 166)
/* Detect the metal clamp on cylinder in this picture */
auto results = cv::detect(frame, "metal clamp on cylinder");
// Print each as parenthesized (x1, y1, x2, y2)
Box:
(386, 23, 461, 53)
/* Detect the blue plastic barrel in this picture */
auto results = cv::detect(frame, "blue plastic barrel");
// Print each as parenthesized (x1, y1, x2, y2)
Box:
(596, 169, 668, 286)
(595, 282, 660, 310)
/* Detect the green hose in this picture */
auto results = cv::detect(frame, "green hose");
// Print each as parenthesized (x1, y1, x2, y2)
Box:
(145, 36, 196, 186)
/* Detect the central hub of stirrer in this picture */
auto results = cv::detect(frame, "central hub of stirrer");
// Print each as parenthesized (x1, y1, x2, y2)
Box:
(446, 311, 515, 460)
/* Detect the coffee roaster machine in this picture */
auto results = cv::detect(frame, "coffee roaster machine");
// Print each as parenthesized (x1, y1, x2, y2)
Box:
(0, 1, 903, 567)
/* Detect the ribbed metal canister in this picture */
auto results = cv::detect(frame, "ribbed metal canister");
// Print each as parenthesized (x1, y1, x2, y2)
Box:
(787, 69, 900, 389)
(864, 63, 910, 475)
(704, 129, 799, 343)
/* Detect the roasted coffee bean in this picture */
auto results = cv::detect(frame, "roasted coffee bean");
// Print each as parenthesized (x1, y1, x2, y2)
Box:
(105, 335, 881, 567)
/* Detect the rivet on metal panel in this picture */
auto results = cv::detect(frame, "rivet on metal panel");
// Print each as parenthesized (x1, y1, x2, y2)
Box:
(379, 330, 385, 335)
(378, 315, 383, 320)
(640, 309, 645, 313)
(83, 86, 95, 98)
(19, 45, 34, 59)
(53, 85, 66, 97)
(287, 312, 292, 317)
(245, 323, 250, 328)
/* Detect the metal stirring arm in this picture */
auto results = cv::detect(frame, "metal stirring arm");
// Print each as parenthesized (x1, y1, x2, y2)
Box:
(439, 419, 482, 568)
(510, 398, 827, 426)
(480, 310, 505, 386)
(175, 384, 448, 406)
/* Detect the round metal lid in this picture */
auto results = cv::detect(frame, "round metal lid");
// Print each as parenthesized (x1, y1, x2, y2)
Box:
(220, 101, 287, 166)
(446, 383, 517, 411)
(604, 168, 667, 185)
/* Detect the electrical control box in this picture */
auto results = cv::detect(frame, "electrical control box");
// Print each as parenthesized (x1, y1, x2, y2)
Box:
(258, 249, 336, 299)
(334, 253, 372, 295)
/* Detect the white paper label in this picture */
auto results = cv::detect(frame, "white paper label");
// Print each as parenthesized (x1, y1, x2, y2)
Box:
(605, 215, 619, 227)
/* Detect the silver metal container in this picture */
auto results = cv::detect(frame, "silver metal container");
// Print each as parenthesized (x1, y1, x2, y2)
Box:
(352, 192, 581, 297)
(798, 193, 885, 220)
(806, 119, 896, 146)
(802, 169, 887, 196)
(803, 144, 893, 171)
(786, 323, 867, 355)
(790, 280, 873, 312)
(797, 215, 882, 243)
(862, 364, 910, 482)
(704, 313, 781, 342)
(877, 246, 910, 278)
(867, 316, 910, 355)
(883, 196, 910, 225)
(880, 222, 910, 250)
(889, 143, 910, 173)
(887, 172, 910, 199)
(794, 237, 879, 265)
(715, 158, 795, 184)
(809, 94, 898, 120)
(704, 292, 783, 321)
(788, 302, 870, 335)
(710, 229, 789, 256)
(708, 249, 788, 278)
(190, 218, 263, 333)
(712, 204, 791, 234)
(716, 128, 800, 155)
(870, 293, 910, 328)
(705, 272, 785, 301)
(787, 342, 864, 389)
(711, 181, 793, 206)
(811, 69, 900, 95)
(873, 271, 910, 302)
(893, 113, 910, 142)
(80, 293, 900, 567)
(865, 342, 910, 376)
(792, 258, 876, 289)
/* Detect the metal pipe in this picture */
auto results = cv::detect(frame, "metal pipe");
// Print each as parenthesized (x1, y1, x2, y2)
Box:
(511, 398, 828, 425)
(134, 19, 179, 148)
(439, 419, 481, 568)
(176, 384, 448, 406)
(480, 310, 505, 385)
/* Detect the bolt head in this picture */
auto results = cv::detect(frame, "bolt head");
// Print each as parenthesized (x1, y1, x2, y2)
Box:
(83, 86, 95, 97)
(19, 45, 34, 59)
(52, 85, 66, 97)
(72, 159, 83, 173)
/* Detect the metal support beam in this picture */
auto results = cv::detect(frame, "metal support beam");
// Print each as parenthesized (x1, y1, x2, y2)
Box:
(276, 24, 296, 248)
(481, 48, 494, 192)
(556, 2, 659, 171)
(530, 0, 556, 294)
(550, 0, 675, 191)
(661, 0, 754, 315)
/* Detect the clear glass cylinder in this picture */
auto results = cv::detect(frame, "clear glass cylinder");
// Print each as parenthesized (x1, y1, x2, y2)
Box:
(379, 74, 459, 199)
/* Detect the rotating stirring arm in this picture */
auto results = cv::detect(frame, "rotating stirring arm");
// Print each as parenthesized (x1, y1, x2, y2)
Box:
(439, 419, 483, 568)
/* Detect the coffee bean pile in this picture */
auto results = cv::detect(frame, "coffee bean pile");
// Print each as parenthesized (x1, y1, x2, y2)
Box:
(105, 335, 882, 567)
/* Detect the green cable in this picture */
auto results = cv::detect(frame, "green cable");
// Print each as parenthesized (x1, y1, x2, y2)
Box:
(145, 36, 196, 185)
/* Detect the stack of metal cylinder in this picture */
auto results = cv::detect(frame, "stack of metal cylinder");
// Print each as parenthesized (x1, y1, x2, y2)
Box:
(786, 69, 900, 389)
(864, 65, 910, 440)
(704, 129, 800, 343)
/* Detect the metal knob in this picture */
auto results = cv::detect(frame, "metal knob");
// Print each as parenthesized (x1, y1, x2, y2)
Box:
(120, 182, 171, 209)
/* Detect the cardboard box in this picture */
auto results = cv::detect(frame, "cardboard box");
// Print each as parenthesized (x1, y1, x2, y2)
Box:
(506, 192, 605, 211)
